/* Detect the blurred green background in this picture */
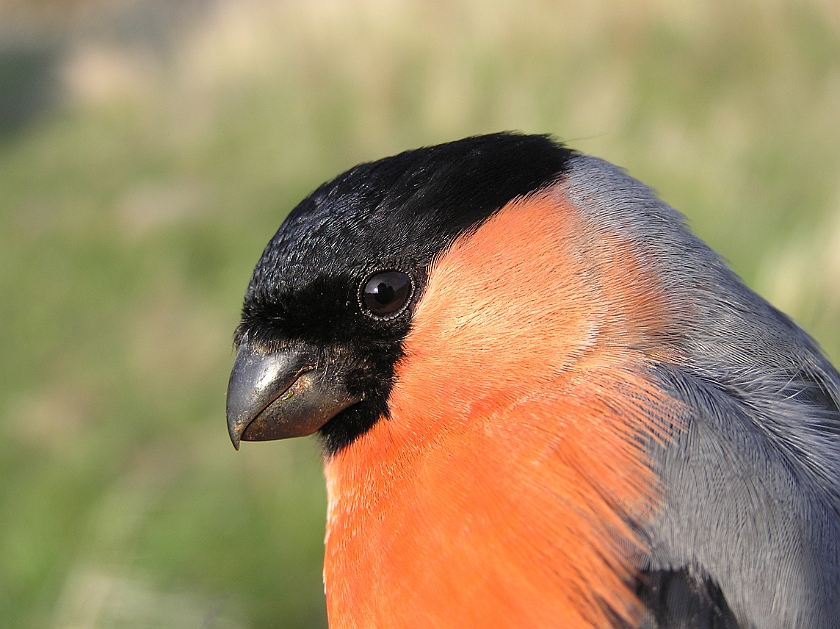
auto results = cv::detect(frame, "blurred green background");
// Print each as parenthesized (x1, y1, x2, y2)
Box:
(1, 0, 838, 627)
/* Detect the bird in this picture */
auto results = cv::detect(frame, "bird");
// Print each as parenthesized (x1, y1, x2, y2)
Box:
(225, 133, 840, 629)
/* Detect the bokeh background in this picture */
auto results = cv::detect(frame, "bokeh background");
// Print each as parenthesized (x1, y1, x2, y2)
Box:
(1, 0, 839, 627)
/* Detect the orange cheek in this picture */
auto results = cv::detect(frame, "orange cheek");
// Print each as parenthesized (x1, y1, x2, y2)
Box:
(323, 187, 680, 629)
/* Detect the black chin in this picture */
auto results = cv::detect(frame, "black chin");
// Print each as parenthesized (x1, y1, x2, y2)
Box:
(319, 399, 388, 456)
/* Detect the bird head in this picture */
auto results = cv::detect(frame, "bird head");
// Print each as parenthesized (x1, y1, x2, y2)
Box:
(227, 133, 583, 455)
(227, 133, 709, 627)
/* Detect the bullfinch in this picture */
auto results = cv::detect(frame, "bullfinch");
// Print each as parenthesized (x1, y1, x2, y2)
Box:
(226, 133, 840, 629)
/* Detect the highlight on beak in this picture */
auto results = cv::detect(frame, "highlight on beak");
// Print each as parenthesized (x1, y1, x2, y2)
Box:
(226, 344, 361, 449)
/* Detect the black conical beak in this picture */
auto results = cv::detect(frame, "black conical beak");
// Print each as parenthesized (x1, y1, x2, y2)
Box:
(226, 344, 361, 450)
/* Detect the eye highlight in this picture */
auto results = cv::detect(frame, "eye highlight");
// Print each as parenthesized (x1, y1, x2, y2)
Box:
(361, 271, 413, 319)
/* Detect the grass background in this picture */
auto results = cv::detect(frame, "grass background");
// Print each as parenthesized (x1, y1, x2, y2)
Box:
(1, 0, 839, 627)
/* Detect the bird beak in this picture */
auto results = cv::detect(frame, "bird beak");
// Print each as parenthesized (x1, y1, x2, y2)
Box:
(226, 344, 361, 450)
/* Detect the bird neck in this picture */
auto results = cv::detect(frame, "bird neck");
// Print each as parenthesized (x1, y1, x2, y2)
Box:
(324, 362, 674, 629)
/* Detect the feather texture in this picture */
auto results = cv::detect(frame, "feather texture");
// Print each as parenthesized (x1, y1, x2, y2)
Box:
(325, 192, 681, 628)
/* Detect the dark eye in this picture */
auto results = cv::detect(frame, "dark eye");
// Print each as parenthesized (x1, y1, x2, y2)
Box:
(361, 270, 413, 318)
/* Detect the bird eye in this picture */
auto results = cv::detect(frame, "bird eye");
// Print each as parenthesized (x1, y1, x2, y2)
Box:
(361, 271, 413, 319)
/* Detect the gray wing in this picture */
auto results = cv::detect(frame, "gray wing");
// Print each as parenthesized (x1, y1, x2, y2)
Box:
(640, 343, 840, 629)
(563, 154, 840, 629)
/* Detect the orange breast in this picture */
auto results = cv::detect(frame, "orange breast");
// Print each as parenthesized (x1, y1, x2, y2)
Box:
(324, 186, 681, 628)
